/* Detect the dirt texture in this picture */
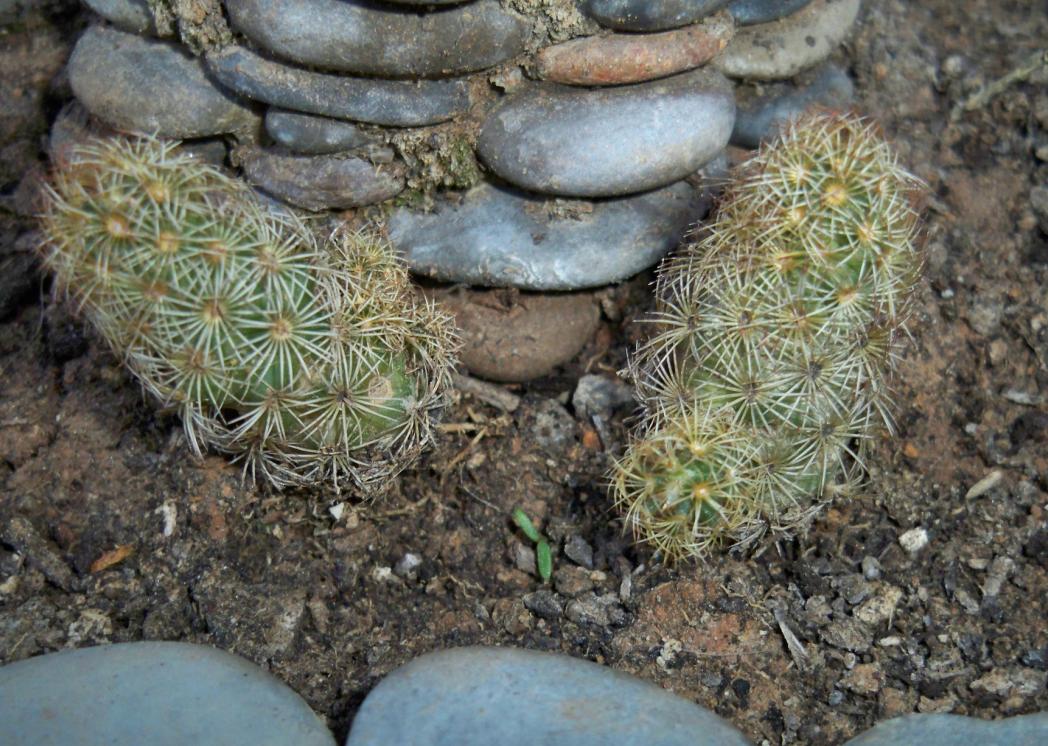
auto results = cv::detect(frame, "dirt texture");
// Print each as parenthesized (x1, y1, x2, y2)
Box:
(2, 1, 1048, 744)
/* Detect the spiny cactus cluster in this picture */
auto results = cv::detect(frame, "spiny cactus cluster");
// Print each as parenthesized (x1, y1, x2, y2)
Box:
(39, 137, 456, 491)
(612, 113, 923, 561)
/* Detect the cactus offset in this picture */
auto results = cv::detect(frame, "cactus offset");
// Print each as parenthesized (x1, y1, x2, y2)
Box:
(612, 113, 923, 561)
(39, 136, 456, 491)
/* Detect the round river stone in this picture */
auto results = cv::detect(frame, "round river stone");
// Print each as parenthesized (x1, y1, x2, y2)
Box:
(389, 160, 723, 291)
(0, 642, 335, 746)
(239, 146, 405, 211)
(584, 0, 732, 31)
(843, 713, 1048, 746)
(477, 68, 734, 198)
(423, 286, 603, 382)
(265, 109, 378, 155)
(69, 26, 258, 138)
(731, 63, 854, 147)
(206, 45, 470, 127)
(82, 0, 157, 35)
(535, 13, 734, 86)
(225, 0, 528, 78)
(727, 0, 813, 25)
(345, 646, 753, 745)
(714, 0, 861, 80)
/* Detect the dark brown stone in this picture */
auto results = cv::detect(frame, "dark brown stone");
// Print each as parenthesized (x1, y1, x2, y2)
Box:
(423, 286, 602, 383)
(238, 146, 404, 211)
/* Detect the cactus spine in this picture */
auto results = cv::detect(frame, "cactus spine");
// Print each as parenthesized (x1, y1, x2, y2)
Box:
(612, 113, 923, 561)
(39, 136, 456, 491)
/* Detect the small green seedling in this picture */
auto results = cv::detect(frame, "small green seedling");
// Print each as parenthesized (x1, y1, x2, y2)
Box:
(512, 508, 552, 583)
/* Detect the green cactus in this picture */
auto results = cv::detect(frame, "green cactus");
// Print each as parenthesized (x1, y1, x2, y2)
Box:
(612, 113, 923, 561)
(39, 136, 456, 491)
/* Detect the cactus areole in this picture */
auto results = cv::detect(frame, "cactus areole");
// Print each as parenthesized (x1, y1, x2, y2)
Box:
(39, 137, 456, 492)
(613, 113, 923, 561)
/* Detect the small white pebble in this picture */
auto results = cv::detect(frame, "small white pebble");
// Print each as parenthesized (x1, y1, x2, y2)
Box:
(965, 470, 1003, 499)
(1002, 390, 1041, 406)
(878, 636, 903, 647)
(942, 54, 966, 77)
(370, 566, 395, 583)
(328, 502, 346, 521)
(395, 553, 422, 577)
(900, 527, 929, 554)
(156, 501, 177, 537)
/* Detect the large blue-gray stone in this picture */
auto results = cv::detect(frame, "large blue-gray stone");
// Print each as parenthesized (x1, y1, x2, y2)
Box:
(714, 0, 861, 80)
(0, 642, 335, 746)
(727, 0, 812, 25)
(477, 68, 734, 198)
(843, 714, 1048, 745)
(390, 160, 724, 290)
(83, 0, 157, 34)
(345, 647, 753, 746)
(69, 26, 258, 138)
(225, 0, 528, 78)
(265, 109, 378, 154)
(206, 46, 469, 127)
(584, 0, 731, 31)
(731, 63, 853, 147)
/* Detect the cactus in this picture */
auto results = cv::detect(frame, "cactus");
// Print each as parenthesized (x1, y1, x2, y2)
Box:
(39, 136, 456, 492)
(612, 113, 923, 561)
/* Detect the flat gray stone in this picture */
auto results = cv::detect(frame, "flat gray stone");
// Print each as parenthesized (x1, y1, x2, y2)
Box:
(390, 162, 723, 290)
(727, 0, 812, 25)
(345, 647, 752, 745)
(731, 63, 853, 147)
(69, 26, 258, 138)
(0, 642, 335, 746)
(225, 0, 528, 78)
(206, 46, 469, 127)
(478, 68, 734, 198)
(83, 0, 157, 34)
(265, 108, 378, 154)
(584, 0, 731, 31)
(843, 714, 1048, 746)
(714, 0, 861, 80)
(239, 146, 404, 211)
